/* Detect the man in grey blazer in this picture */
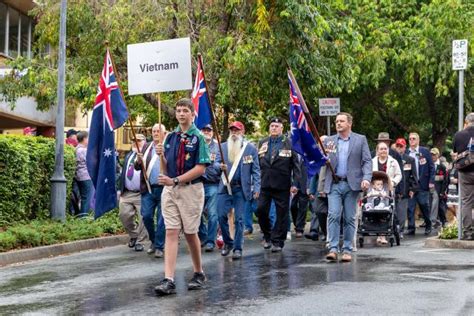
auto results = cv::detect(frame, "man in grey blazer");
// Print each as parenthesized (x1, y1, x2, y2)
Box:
(324, 112, 372, 262)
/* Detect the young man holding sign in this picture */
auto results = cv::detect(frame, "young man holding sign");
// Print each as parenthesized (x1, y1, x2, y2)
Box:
(154, 98, 211, 296)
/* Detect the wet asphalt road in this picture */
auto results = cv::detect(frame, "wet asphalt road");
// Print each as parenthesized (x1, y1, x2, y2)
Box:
(0, 233, 473, 315)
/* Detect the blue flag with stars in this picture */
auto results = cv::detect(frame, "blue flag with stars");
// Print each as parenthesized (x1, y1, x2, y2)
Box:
(288, 72, 327, 177)
(87, 49, 129, 219)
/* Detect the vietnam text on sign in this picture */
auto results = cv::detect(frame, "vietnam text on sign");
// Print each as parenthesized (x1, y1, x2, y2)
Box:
(319, 98, 340, 116)
(127, 38, 192, 95)
(452, 39, 468, 71)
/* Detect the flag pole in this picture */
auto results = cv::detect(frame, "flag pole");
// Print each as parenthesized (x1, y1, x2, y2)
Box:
(287, 67, 337, 182)
(156, 92, 167, 176)
(197, 53, 232, 195)
(106, 42, 151, 193)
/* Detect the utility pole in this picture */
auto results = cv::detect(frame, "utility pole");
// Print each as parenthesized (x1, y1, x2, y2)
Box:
(50, 0, 68, 222)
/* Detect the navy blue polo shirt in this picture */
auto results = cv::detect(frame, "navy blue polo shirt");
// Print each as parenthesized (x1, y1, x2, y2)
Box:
(164, 123, 211, 178)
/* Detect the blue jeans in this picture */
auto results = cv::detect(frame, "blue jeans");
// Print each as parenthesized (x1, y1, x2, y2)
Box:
(198, 184, 219, 247)
(217, 186, 245, 251)
(327, 181, 359, 254)
(244, 198, 257, 232)
(141, 186, 165, 250)
(77, 179, 93, 218)
(407, 190, 431, 231)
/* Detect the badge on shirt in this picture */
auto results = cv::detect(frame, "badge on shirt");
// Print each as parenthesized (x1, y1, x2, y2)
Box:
(185, 153, 191, 161)
(403, 163, 412, 171)
(419, 157, 427, 165)
(210, 153, 216, 162)
(243, 155, 253, 164)
(278, 149, 292, 157)
(326, 141, 336, 154)
(259, 142, 268, 156)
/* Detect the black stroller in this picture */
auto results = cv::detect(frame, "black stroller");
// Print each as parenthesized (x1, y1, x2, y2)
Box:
(358, 171, 401, 247)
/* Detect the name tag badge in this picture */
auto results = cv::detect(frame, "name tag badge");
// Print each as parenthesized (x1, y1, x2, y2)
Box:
(403, 163, 412, 171)
(243, 155, 253, 164)
(419, 157, 427, 165)
(279, 149, 292, 158)
(259, 142, 268, 156)
(210, 153, 216, 162)
(435, 175, 444, 181)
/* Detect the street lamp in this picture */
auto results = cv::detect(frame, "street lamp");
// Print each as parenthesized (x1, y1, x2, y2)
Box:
(50, 0, 68, 222)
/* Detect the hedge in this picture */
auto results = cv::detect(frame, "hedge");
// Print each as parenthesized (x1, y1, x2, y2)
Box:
(0, 135, 76, 226)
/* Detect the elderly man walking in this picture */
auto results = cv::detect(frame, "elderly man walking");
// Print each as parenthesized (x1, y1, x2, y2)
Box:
(324, 112, 372, 262)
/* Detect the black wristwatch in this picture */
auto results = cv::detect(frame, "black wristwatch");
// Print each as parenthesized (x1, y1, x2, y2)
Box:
(173, 177, 180, 187)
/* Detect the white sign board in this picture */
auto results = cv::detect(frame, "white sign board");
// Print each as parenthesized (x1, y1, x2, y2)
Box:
(452, 39, 468, 70)
(319, 98, 340, 116)
(127, 37, 192, 95)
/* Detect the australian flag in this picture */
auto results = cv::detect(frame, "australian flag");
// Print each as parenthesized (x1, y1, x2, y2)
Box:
(87, 49, 129, 219)
(288, 72, 327, 177)
(191, 60, 212, 128)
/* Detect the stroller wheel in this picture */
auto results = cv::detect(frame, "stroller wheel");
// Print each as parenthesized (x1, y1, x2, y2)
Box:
(358, 237, 364, 248)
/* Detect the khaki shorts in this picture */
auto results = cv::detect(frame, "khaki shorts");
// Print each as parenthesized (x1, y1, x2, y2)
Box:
(161, 182, 204, 234)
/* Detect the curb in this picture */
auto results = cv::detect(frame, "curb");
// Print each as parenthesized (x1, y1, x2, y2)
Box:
(424, 236, 474, 249)
(0, 235, 129, 267)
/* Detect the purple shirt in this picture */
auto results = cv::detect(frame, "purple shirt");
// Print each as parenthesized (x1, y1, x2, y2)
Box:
(75, 144, 91, 181)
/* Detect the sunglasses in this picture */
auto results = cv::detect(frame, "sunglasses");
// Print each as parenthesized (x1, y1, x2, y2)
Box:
(409, 137, 417, 140)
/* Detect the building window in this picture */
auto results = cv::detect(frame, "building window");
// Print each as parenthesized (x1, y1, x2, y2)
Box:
(8, 7, 19, 58)
(20, 14, 30, 58)
(0, 3, 6, 55)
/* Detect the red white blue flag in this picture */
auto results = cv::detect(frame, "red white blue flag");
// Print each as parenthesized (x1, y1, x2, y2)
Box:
(191, 60, 212, 129)
(288, 71, 327, 177)
(87, 49, 128, 219)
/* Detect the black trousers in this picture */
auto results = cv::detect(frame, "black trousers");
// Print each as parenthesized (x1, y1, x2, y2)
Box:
(258, 188, 290, 247)
(290, 191, 309, 233)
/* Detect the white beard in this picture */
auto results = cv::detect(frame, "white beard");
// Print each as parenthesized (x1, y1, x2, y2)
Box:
(227, 135, 242, 163)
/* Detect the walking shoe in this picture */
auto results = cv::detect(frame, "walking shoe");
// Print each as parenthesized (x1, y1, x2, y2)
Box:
(304, 232, 319, 241)
(419, 222, 426, 228)
(232, 250, 242, 260)
(399, 232, 404, 239)
(406, 230, 415, 236)
(286, 232, 292, 240)
(271, 244, 282, 253)
(154, 249, 164, 258)
(154, 278, 176, 296)
(188, 272, 206, 290)
(221, 244, 232, 256)
(243, 229, 253, 236)
(262, 240, 272, 250)
(204, 243, 214, 252)
(134, 243, 144, 252)
(424, 228, 432, 236)
(433, 221, 442, 229)
(295, 232, 303, 238)
(325, 252, 337, 262)
(341, 253, 352, 262)
(147, 244, 156, 254)
(128, 237, 137, 248)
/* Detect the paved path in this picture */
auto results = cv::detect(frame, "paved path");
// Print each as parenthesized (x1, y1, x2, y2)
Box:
(0, 233, 473, 315)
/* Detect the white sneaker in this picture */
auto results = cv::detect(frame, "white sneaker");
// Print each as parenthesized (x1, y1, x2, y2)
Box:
(286, 231, 292, 240)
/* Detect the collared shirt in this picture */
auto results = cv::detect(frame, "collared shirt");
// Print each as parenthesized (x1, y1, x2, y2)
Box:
(75, 144, 91, 181)
(335, 133, 350, 178)
(408, 146, 420, 176)
(164, 123, 211, 178)
(124, 152, 141, 191)
(147, 143, 161, 185)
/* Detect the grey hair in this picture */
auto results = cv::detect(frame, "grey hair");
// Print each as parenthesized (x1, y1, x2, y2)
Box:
(465, 113, 474, 126)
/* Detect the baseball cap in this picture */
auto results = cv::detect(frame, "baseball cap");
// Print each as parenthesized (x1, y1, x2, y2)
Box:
(430, 147, 440, 155)
(395, 138, 406, 147)
(229, 121, 245, 131)
(201, 124, 213, 131)
(66, 129, 78, 138)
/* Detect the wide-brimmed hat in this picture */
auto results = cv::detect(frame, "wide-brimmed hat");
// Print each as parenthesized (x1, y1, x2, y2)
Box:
(375, 132, 392, 142)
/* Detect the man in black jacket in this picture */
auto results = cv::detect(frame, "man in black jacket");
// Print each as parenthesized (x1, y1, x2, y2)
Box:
(430, 148, 449, 228)
(257, 118, 301, 252)
(453, 112, 474, 240)
(394, 138, 418, 237)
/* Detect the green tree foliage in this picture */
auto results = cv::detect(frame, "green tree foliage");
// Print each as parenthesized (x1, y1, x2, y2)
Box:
(0, 0, 472, 149)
